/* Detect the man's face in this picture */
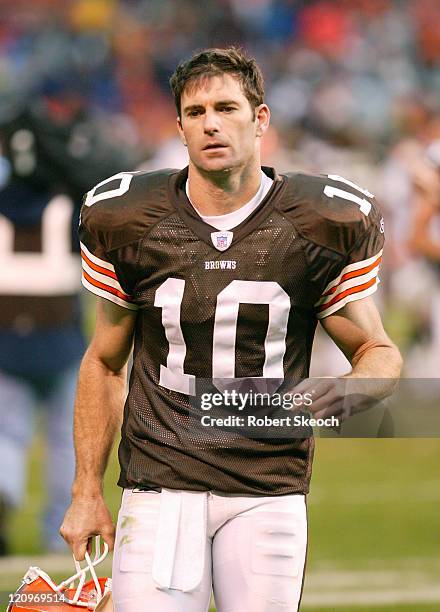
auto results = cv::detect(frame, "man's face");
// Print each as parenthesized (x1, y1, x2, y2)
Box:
(177, 73, 269, 174)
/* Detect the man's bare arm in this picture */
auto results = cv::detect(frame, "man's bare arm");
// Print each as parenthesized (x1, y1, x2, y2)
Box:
(294, 297, 402, 418)
(321, 296, 402, 382)
(60, 298, 136, 560)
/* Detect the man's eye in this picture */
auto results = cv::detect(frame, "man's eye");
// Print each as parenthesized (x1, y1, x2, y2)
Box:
(221, 107, 234, 112)
(188, 110, 201, 117)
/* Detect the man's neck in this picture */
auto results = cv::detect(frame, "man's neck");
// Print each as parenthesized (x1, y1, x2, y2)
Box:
(187, 161, 263, 216)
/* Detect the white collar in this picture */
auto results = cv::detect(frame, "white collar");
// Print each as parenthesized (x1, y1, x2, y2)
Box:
(186, 171, 273, 231)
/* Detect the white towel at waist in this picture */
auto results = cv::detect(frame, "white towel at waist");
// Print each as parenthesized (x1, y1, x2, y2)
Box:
(152, 489, 207, 592)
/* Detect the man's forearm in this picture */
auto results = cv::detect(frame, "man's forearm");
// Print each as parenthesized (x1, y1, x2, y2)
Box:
(346, 339, 402, 401)
(72, 348, 127, 498)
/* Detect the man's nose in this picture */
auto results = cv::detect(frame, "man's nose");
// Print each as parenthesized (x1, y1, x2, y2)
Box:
(203, 110, 220, 134)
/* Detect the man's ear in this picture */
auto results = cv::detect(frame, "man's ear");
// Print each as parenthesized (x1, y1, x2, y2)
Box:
(255, 104, 270, 137)
(177, 116, 187, 146)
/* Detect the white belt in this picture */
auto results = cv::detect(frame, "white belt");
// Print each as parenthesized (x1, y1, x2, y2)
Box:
(152, 489, 207, 592)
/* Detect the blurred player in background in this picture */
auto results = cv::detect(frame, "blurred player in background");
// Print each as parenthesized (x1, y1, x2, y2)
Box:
(408, 136, 440, 369)
(61, 48, 401, 611)
(0, 77, 138, 554)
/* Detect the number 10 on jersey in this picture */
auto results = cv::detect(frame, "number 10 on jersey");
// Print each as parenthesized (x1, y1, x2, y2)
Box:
(154, 278, 291, 395)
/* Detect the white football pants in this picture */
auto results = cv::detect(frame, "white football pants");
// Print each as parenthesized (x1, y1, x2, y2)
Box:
(112, 488, 307, 612)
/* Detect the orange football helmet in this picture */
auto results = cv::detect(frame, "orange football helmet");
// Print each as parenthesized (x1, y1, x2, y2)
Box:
(7, 537, 113, 611)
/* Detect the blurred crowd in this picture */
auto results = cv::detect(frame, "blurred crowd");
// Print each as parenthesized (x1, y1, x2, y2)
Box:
(1, 0, 440, 151)
(0, 0, 440, 551)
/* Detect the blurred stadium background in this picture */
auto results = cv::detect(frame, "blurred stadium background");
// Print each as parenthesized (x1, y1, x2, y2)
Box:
(1, 0, 440, 609)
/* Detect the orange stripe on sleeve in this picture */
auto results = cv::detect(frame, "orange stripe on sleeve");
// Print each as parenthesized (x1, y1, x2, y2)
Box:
(82, 270, 133, 302)
(323, 256, 381, 297)
(81, 252, 118, 281)
(318, 277, 377, 313)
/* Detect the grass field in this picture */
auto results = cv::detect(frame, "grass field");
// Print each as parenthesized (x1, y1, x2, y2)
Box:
(2, 437, 439, 610)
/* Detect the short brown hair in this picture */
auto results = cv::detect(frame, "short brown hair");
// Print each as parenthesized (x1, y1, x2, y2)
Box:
(169, 47, 265, 117)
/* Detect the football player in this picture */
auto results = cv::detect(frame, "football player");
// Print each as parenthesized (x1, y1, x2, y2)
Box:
(60, 48, 402, 611)
(0, 85, 136, 554)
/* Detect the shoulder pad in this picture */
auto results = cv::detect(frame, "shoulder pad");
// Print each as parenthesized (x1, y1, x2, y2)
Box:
(279, 172, 383, 255)
(80, 169, 178, 251)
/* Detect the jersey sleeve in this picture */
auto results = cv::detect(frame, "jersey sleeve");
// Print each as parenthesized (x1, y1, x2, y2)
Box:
(313, 177, 384, 319)
(78, 177, 139, 310)
(314, 228, 383, 318)
(78, 168, 177, 310)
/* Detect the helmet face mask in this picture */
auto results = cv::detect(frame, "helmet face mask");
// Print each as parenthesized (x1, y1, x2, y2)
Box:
(7, 537, 112, 611)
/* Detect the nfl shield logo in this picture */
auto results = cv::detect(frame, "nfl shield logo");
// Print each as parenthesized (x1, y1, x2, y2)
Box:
(211, 231, 233, 252)
(217, 235, 228, 249)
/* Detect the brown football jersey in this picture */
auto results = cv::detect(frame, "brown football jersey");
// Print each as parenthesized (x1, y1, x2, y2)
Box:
(79, 167, 384, 495)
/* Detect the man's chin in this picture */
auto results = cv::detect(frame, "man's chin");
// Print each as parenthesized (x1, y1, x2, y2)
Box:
(197, 159, 236, 175)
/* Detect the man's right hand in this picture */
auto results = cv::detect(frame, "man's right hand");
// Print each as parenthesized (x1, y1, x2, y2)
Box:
(60, 494, 115, 561)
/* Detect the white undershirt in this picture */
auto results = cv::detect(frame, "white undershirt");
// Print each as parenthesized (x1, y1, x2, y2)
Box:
(186, 171, 274, 231)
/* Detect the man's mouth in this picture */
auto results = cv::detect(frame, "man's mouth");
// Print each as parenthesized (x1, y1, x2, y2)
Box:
(203, 143, 227, 150)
